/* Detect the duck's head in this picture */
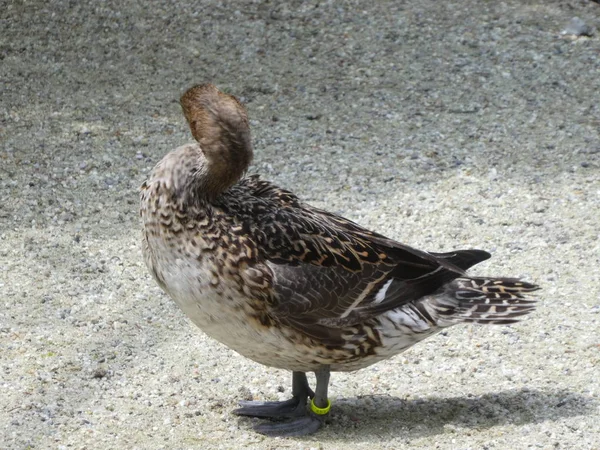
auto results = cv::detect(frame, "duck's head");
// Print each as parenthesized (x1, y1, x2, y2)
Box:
(179, 84, 253, 200)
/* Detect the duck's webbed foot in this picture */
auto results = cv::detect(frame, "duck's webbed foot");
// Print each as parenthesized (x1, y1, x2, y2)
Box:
(234, 396, 308, 419)
(233, 368, 331, 437)
(253, 414, 323, 437)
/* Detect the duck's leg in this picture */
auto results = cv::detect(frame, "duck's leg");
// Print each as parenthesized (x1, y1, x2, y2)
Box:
(234, 371, 313, 419)
(311, 366, 331, 413)
(236, 367, 332, 437)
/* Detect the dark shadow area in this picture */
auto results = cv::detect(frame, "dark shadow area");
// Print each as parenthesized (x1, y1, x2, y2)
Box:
(238, 388, 595, 439)
(337, 389, 594, 438)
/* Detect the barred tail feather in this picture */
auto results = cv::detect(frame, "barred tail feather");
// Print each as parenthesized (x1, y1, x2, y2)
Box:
(427, 277, 539, 326)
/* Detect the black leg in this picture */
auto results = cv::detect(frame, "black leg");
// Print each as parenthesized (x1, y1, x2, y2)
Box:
(312, 366, 330, 409)
(292, 371, 315, 399)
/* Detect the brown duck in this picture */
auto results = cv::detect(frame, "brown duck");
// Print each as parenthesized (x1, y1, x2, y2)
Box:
(140, 84, 539, 436)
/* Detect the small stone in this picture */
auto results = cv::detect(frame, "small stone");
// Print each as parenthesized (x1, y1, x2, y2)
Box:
(562, 17, 593, 37)
(93, 366, 108, 379)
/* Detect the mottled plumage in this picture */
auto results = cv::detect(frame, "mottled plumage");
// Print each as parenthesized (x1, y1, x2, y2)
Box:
(140, 84, 539, 436)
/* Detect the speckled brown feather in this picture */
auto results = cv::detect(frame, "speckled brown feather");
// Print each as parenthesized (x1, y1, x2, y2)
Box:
(211, 177, 498, 342)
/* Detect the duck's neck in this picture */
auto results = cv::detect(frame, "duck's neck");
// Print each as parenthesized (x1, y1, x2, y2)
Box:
(159, 144, 248, 207)
(193, 121, 252, 201)
(179, 84, 253, 202)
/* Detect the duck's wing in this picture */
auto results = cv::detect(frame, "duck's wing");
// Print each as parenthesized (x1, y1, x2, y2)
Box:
(225, 177, 489, 339)
(235, 176, 487, 271)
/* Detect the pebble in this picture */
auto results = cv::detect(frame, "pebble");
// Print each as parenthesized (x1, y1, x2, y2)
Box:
(562, 17, 594, 37)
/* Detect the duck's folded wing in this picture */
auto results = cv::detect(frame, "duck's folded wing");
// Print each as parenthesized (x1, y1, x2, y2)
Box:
(236, 176, 467, 273)
(248, 208, 462, 324)
(268, 257, 458, 329)
(267, 246, 491, 331)
(230, 177, 490, 337)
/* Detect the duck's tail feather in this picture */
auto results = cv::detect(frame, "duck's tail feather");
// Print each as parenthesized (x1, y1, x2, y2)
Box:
(426, 277, 540, 326)
(429, 249, 491, 272)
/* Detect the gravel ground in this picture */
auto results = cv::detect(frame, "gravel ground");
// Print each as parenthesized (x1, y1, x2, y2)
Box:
(2, 0, 599, 449)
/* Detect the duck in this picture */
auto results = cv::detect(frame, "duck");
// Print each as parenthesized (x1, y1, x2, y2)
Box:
(140, 83, 539, 437)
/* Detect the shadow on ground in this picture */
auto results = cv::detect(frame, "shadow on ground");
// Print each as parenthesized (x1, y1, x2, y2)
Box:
(237, 388, 594, 439)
